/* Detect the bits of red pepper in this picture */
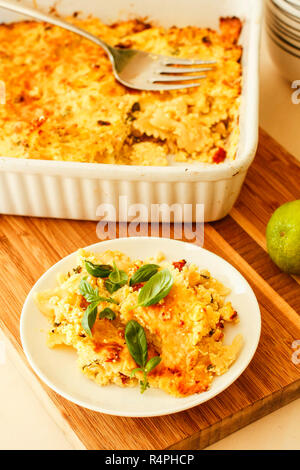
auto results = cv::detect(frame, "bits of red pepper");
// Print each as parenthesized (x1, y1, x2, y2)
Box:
(132, 283, 144, 292)
(212, 147, 227, 163)
(172, 260, 187, 272)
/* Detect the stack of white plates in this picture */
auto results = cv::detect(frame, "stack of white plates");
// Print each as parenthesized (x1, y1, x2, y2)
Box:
(266, 0, 300, 81)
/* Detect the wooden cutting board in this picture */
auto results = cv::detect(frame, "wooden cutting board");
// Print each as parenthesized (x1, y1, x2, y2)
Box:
(0, 128, 299, 450)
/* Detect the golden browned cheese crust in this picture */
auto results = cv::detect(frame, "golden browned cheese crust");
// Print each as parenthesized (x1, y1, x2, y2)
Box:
(0, 17, 242, 165)
(35, 249, 243, 397)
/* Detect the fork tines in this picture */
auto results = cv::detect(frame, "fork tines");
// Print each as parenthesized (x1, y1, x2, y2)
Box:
(150, 57, 216, 90)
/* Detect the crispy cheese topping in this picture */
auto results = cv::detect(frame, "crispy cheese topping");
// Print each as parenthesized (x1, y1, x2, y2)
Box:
(0, 17, 242, 165)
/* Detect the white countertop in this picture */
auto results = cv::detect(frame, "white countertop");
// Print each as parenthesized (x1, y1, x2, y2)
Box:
(0, 28, 299, 451)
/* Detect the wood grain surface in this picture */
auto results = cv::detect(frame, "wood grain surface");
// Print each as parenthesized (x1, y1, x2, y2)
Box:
(0, 128, 299, 450)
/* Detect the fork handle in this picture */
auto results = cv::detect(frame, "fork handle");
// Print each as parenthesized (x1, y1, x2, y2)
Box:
(0, 0, 113, 58)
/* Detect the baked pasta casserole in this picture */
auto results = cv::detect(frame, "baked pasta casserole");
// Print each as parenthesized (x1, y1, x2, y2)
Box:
(35, 249, 243, 397)
(0, 16, 242, 165)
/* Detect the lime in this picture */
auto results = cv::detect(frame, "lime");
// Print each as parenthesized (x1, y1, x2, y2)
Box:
(266, 200, 300, 275)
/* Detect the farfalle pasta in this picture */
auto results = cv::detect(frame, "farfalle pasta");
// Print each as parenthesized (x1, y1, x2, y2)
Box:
(0, 16, 242, 165)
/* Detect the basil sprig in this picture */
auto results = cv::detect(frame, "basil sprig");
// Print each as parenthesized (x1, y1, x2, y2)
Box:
(136, 269, 173, 307)
(105, 261, 128, 293)
(99, 307, 116, 321)
(125, 320, 161, 393)
(85, 260, 113, 278)
(79, 279, 118, 337)
(79, 279, 118, 304)
(129, 264, 159, 286)
(109, 261, 128, 285)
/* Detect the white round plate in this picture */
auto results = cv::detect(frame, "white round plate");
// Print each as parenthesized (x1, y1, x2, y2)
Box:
(20, 237, 261, 417)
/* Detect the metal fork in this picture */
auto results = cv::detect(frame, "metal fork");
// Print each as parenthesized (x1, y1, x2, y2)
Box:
(0, 0, 215, 91)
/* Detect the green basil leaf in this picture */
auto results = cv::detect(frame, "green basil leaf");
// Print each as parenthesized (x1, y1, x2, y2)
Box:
(145, 356, 161, 374)
(99, 307, 116, 321)
(81, 302, 98, 337)
(125, 320, 148, 368)
(79, 278, 96, 300)
(105, 279, 122, 294)
(109, 261, 128, 285)
(137, 269, 174, 307)
(129, 264, 159, 286)
(79, 279, 118, 304)
(85, 260, 113, 278)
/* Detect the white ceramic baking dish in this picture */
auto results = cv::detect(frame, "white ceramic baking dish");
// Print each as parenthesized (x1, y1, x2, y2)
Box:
(0, 0, 262, 222)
